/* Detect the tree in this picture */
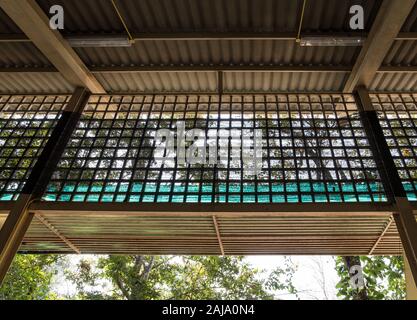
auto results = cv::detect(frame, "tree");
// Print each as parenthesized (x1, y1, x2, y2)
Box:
(0, 254, 61, 300)
(66, 255, 297, 300)
(335, 256, 405, 300)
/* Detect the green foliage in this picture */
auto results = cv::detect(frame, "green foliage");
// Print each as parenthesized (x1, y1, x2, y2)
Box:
(66, 255, 297, 300)
(335, 256, 405, 300)
(0, 254, 61, 300)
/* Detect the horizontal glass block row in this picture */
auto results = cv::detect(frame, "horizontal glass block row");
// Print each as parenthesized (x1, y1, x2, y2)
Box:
(372, 93, 417, 201)
(43, 94, 387, 203)
(0, 95, 69, 201)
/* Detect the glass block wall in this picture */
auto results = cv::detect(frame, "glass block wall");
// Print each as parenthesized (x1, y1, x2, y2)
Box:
(43, 94, 386, 203)
(372, 93, 417, 201)
(0, 95, 69, 201)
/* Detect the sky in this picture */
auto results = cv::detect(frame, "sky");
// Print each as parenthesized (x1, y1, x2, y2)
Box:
(247, 255, 339, 300)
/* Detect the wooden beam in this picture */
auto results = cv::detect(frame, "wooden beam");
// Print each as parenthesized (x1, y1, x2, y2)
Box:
(369, 216, 393, 254)
(29, 201, 396, 217)
(212, 216, 225, 255)
(0, 0, 105, 93)
(35, 214, 80, 254)
(343, 0, 416, 92)
(405, 254, 417, 300)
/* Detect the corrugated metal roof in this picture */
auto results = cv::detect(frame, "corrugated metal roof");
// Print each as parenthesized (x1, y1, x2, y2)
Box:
(223, 72, 348, 92)
(0, 42, 51, 67)
(0, 0, 414, 93)
(0, 73, 74, 94)
(370, 72, 417, 91)
(36, 0, 380, 33)
(401, 2, 417, 32)
(76, 40, 359, 67)
(95, 71, 217, 93)
(0, 8, 21, 34)
(93, 71, 349, 93)
(384, 40, 417, 65)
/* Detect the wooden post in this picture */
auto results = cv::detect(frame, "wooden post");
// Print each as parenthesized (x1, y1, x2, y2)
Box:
(405, 254, 417, 300)
(0, 87, 89, 284)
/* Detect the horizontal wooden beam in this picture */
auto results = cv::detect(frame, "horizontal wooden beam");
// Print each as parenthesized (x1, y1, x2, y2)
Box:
(29, 201, 397, 217)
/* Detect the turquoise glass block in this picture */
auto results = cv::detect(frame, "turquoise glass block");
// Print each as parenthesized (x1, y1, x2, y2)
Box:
(86, 194, 100, 202)
(286, 183, 298, 192)
(228, 195, 241, 203)
(90, 183, 103, 192)
(102, 194, 114, 202)
(58, 194, 71, 201)
(131, 183, 143, 192)
(217, 195, 226, 203)
(73, 194, 86, 202)
(105, 183, 117, 192)
(299, 182, 311, 192)
(115, 194, 126, 202)
(128, 195, 140, 202)
(119, 183, 129, 192)
(201, 184, 213, 193)
(312, 183, 325, 193)
(173, 184, 186, 193)
(257, 184, 269, 193)
(63, 184, 76, 192)
(358, 194, 372, 202)
(369, 182, 383, 192)
(142, 194, 155, 202)
(373, 194, 387, 202)
(272, 195, 285, 203)
(271, 183, 285, 192)
(403, 182, 414, 191)
(172, 195, 184, 203)
(326, 183, 340, 192)
(187, 183, 199, 193)
(229, 183, 240, 193)
(258, 195, 270, 203)
(243, 184, 255, 193)
(157, 195, 170, 202)
(243, 195, 255, 203)
(159, 183, 171, 193)
(341, 183, 355, 193)
(356, 184, 369, 193)
(186, 195, 199, 203)
(287, 194, 299, 203)
(343, 194, 357, 202)
(301, 194, 313, 202)
(43, 194, 57, 201)
(218, 184, 227, 192)
(201, 195, 212, 202)
(329, 194, 342, 202)
(407, 193, 417, 201)
(0, 194, 13, 201)
(144, 183, 157, 193)
(314, 194, 328, 202)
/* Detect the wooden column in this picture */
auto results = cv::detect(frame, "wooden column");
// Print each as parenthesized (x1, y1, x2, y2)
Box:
(0, 87, 90, 283)
(354, 86, 417, 287)
(405, 254, 417, 300)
